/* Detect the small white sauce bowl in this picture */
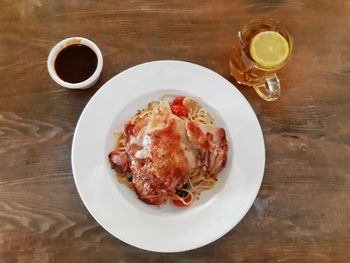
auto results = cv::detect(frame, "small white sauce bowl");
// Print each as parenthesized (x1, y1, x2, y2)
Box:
(47, 37, 103, 89)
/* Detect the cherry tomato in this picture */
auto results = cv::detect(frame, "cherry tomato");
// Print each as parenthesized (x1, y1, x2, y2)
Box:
(171, 104, 188, 117)
(173, 195, 192, 207)
(172, 96, 185, 105)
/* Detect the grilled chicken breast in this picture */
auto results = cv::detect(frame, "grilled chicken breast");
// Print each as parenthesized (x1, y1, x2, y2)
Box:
(124, 101, 198, 204)
(109, 99, 228, 205)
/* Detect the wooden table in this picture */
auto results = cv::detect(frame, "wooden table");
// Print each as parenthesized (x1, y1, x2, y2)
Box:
(1, 0, 349, 262)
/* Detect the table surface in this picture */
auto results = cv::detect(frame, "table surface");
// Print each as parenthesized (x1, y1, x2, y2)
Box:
(1, 0, 349, 262)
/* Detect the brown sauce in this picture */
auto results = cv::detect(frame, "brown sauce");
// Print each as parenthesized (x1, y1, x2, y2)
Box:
(54, 44, 97, 83)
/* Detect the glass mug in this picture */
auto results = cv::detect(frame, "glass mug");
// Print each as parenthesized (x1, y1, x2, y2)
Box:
(229, 19, 292, 101)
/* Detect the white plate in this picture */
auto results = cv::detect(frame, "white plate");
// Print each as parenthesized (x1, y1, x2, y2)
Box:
(72, 60, 265, 252)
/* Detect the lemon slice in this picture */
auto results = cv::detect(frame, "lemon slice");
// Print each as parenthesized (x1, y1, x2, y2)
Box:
(250, 31, 289, 67)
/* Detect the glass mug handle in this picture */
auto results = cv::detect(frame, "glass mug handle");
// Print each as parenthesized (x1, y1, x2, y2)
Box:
(253, 74, 281, 101)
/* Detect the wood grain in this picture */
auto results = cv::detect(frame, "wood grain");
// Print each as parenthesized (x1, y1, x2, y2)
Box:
(1, 0, 350, 262)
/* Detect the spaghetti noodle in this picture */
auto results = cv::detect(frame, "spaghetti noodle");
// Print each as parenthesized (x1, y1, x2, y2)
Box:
(109, 96, 227, 207)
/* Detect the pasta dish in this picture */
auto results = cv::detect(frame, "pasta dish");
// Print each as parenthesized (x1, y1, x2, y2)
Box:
(108, 96, 228, 207)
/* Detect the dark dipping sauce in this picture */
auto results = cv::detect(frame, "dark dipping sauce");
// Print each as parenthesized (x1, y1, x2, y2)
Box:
(54, 44, 97, 83)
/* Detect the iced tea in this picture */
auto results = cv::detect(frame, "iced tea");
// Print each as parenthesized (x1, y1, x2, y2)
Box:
(229, 19, 292, 101)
